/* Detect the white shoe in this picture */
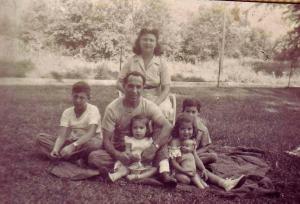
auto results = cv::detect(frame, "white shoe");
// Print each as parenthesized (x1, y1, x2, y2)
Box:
(223, 175, 246, 192)
(108, 172, 119, 182)
(285, 147, 300, 157)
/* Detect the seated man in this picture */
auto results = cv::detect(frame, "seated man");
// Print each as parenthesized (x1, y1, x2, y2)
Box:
(88, 71, 177, 187)
(36, 81, 102, 163)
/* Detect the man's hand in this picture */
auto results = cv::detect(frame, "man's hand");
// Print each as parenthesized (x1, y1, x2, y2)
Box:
(50, 149, 60, 158)
(60, 144, 76, 158)
(141, 145, 157, 162)
(115, 152, 132, 165)
(130, 153, 141, 162)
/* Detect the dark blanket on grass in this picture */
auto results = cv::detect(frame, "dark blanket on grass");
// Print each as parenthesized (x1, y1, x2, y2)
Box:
(206, 145, 279, 198)
(48, 145, 279, 198)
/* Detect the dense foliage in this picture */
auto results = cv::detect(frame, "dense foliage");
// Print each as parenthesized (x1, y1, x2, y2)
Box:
(275, 4, 300, 62)
(18, 0, 275, 62)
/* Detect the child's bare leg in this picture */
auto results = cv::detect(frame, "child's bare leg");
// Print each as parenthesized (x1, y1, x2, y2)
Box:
(108, 163, 129, 182)
(192, 174, 208, 189)
(175, 173, 191, 184)
(139, 167, 157, 179)
(191, 173, 207, 189)
(36, 133, 56, 159)
(206, 170, 246, 191)
(127, 167, 157, 181)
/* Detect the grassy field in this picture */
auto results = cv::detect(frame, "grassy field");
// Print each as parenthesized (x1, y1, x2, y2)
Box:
(0, 85, 300, 203)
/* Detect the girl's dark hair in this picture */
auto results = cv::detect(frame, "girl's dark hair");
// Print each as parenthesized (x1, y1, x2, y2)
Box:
(133, 28, 163, 56)
(182, 98, 202, 112)
(72, 81, 91, 99)
(172, 113, 197, 139)
(129, 114, 152, 138)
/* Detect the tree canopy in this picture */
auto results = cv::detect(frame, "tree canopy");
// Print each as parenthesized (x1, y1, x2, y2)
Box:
(17, 0, 279, 63)
(275, 4, 300, 62)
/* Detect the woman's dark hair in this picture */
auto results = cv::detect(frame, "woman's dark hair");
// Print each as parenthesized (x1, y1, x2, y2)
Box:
(129, 114, 152, 138)
(182, 98, 202, 112)
(72, 81, 91, 99)
(172, 113, 197, 139)
(133, 28, 163, 56)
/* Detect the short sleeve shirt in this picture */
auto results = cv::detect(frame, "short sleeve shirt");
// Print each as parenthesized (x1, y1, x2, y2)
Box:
(102, 97, 166, 151)
(60, 103, 102, 140)
(195, 116, 212, 148)
(118, 55, 171, 100)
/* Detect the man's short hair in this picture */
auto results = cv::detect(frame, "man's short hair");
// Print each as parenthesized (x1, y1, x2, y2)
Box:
(72, 81, 91, 99)
(123, 71, 146, 86)
(182, 98, 202, 112)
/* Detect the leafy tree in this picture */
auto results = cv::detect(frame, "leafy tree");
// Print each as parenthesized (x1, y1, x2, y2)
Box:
(178, 4, 273, 62)
(276, 4, 300, 62)
(18, 0, 274, 63)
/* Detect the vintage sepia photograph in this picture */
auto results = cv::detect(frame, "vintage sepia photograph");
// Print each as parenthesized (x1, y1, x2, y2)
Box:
(0, 0, 299, 203)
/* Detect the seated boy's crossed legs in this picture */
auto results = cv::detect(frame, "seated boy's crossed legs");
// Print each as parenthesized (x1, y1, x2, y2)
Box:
(36, 133, 102, 161)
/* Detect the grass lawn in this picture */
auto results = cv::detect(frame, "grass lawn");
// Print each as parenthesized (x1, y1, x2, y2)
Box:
(0, 85, 300, 203)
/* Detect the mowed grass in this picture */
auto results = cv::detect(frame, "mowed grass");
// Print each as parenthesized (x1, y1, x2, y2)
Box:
(0, 85, 300, 204)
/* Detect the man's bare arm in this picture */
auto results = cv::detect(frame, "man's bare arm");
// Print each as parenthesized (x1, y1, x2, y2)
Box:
(103, 129, 131, 165)
(53, 127, 69, 152)
(153, 117, 172, 147)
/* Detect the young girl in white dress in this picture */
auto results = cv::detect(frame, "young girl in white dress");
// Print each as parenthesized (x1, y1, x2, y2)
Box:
(108, 114, 157, 182)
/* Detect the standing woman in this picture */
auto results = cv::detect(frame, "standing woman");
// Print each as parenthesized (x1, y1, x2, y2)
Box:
(117, 28, 173, 121)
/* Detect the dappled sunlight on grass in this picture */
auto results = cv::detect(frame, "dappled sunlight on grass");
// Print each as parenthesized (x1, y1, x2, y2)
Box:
(1, 86, 300, 203)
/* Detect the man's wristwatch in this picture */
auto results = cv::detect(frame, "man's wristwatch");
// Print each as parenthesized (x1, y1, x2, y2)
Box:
(152, 142, 159, 149)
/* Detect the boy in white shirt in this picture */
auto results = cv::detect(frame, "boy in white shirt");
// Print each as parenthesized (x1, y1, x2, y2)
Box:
(36, 81, 102, 162)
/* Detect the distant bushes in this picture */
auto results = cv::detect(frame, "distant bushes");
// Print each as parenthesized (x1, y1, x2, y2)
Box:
(94, 63, 119, 80)
(0, 59, 35, 77)
(50, 62, 119, 81)
(241, 59, 291, 77)
(2, 49, 299, 86)
(171, 74, 205, 82)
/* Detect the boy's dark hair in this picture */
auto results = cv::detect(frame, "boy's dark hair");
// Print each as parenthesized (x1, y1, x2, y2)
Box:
(133, 28, 163, 56)
(72, 81, 91, 99)
(129, 114, 152, 138)
(123, 71, 146, 86)
(182, 98, 202, 112)
(172, 113, 197, 139)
